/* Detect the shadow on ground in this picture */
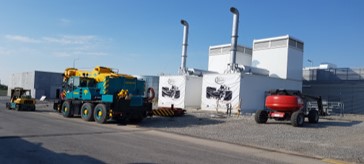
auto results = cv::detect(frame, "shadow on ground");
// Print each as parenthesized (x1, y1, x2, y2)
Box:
(0, 136, 104, 164)
(137, 114, 226, 128)
(303, 120, 362, 128)
(265, 119, 362, 128)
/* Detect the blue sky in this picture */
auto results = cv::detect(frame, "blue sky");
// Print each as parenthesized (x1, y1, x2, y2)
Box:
(0, 0, 363, 85)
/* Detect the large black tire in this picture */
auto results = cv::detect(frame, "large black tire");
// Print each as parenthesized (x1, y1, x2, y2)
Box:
(81, 103, 95, 121)
(61, 101, 73, 118)
(5, 103, 10, 110)
(57, 104, 62, 113)
(308, 110, 319, 123)
(255, 110, 268, 124)
(291, 111, 304, 127)
(16, 104, 21, 111)
(94, 103, 108, 124)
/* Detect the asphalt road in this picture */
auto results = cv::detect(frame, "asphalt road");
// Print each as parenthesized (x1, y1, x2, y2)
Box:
(0, 102, 328, 164)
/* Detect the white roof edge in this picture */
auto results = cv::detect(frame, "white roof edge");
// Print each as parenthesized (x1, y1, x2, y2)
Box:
(253, 35, 304, 43)
(209, 43, 252, 49)
(34, 70, 63, 74)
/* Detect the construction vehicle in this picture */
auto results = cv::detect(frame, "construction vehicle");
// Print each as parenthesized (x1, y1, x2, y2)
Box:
(53, 66, 154, 124)
(6, 87, 36, 111)
(255, 89, 323, 127)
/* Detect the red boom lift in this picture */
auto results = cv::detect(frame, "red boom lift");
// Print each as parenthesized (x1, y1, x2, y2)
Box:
(255, 89, 324, 127)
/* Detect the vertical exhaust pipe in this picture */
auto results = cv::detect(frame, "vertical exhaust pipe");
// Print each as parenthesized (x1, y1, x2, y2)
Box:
(180, 19, 189, 74)
(229, 7, 239, 72)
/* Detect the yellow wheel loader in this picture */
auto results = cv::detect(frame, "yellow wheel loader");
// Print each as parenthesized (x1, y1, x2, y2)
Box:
(6, 87, 36, 111)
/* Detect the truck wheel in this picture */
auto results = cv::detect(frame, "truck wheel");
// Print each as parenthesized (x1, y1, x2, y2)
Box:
(115, 114, 130, 125)
(94, 104, 108, 124)
(308, 110, 319, 123)
(16, 104, 21, 111)
(81, 103, 94, 121)
(62, 101, 73, 118)
(255, 110, 268, 124)
(291, 111, 304, 127)
(5, 103, 10, 110)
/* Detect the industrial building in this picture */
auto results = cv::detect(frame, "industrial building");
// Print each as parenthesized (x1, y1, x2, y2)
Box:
(7, 71, 63, 99)
(303, 64, 364, 114)
(159, 7, 304, 113)
(202, 35, 303, 113)
(158, 19, 205, 109)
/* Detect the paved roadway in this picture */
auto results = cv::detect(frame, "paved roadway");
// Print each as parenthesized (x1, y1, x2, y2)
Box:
(0, 102, 328, 164)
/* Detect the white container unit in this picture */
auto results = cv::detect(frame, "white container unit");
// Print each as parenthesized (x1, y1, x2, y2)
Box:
(252, 35, 303, 81)
(158, 75, 202, 109)
(208, 44, 252, 73)
(134, 75, 159, 109)
(201, 73, 302, 113)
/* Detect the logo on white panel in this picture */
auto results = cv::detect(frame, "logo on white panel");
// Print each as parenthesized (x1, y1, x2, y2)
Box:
(207, 76, 232, 101)
(162, 78, 180, 99)
(214, 76, 225, 84)
(167, 78, 175, 85)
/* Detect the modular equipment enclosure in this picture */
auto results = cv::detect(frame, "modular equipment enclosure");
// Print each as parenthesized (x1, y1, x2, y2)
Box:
(158, 75, 202, 109)
(201, 73, 302, 113)
(252, 35, 303, 81)
(208, 44, 252, 73)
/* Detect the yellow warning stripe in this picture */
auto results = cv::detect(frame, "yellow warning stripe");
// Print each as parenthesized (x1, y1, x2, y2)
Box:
(103, 79, 109, 94)
(152, 109, 175, 117)
(322, 158, 352, 164)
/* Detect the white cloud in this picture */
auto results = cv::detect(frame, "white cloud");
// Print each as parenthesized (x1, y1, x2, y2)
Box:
(5, 35, 41, 43)
(42, 35, 96, 45)
(53, 51, 108, 58)
(5, 34, 99, 45)
(2, 34, 110, 58)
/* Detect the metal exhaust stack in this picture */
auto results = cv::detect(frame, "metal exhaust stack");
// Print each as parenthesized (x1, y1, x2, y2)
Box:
(229, 7, 239, 73)
(180, 19, 189, 75)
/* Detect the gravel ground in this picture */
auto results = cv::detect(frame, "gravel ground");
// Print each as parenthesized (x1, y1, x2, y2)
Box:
(2, 97, 363, 163)
(140, 110, 364, 163)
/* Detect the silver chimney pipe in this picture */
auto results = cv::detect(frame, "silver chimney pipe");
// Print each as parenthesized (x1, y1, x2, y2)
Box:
(180, 19, 189, 74)
(229, 7, 239, 72)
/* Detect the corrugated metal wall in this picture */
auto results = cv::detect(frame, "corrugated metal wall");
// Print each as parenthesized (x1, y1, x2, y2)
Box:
(34, 71, 63, 99)
(8, 71, 63, 99)
(8, 72, 35, 98)
(303, 68, 364, 114)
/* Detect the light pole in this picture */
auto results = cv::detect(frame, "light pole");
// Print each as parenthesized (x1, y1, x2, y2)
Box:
(73, 58, 79, 68)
